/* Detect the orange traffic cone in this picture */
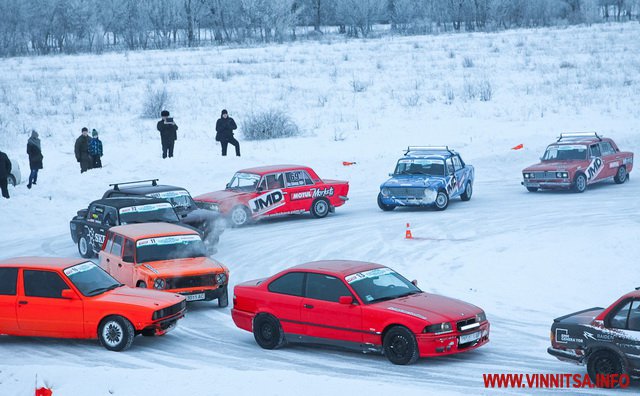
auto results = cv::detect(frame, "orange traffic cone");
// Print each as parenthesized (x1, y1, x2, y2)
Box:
(511, 144, 524, 150)
(342, 161, 357, 166)
(405, 223, 413, 239)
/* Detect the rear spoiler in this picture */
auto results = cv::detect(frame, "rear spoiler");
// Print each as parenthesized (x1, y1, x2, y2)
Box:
(557, 132, 602, 142)
(109, 179, 159, 191)
(553, 307, 604, 322)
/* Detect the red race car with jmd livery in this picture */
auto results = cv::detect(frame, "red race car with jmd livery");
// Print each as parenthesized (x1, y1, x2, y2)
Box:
(195, 165, 349, 227)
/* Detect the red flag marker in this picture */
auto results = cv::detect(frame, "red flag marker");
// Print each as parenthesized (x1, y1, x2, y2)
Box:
(342, 161, 357, 166)
(511, 144, 524, 150)
(36, 388, 52, 396)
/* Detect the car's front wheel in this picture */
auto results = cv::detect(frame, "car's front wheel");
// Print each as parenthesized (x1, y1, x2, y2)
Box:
(253, 314, 285, 350)
(229, 205, 251, 227)
(587, 349, 626, 387)
(98, 316, 135, 352)
(218, 287, 229, 308)
(310, 198, 330, 218)
(434, 190, 449, 211)
(573, 173, 587, 193)
(526, 187, 538, 192)
(614, 166, 627, 184)
(78, 234, 93, 258)
(460, 182, 473, 201)
(377, 193, 396, 211)
(383, 326, 419, 365)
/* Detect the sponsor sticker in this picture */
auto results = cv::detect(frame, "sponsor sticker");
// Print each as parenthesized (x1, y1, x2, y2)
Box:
(290, 187, 335, 201)
(555, 328, 583, 344)
(248, 189, 286, 215)
(147, 190, 190, 199)
(609, 161, 620, 169)
(346, 267, 394, 284)
(585, 157, 604, 182)
(120, 202, 173, 214)
(64, 261, 95, 276)
(137, 234, 201, 247)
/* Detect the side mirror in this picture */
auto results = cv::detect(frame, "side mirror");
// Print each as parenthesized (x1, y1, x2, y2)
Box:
(411, 279, 418, 287)
(225, 183, 230, 189)
(256, 187, 263, 192)
(339, 296, 354, 305)
(122, 256, 134, 263)
(61, 289, 78, 299)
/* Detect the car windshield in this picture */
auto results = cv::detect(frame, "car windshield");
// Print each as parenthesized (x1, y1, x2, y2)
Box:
(136, 234, 207, 263)
(64, 262, 122, 297)
(227, 172, 261, 191)
(346, 267, 422, 304)
(394, 159, 445, 176)
(543, 145, 587, 161)
(119, 202, 179, 224)
(146, 190, 195, 211)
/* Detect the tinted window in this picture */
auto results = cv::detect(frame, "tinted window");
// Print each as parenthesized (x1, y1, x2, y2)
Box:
(446, 158, 455, 175)
(610, 301, 631, 329)
(285, 171, 314, 187)
(0, 268, 18, 295)
(64, 262, 120, 297)
(629, 301, 640, 331)
(305, 273, 352, 303)
(24, 270, 69, 298)
(111, 235, 124, 256)
(452, 156, 463, 171)
(600, 142, 616, 156)
(105, 232, 114, 252)
(590, 144, 601, 157)
(123, 239, 135, 262)
(103, 207, 117, 226)
(268, 272, 305, 297)
(265, 173, 285, 190)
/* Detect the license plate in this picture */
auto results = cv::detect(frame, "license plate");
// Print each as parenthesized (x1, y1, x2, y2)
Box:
(527, 182, 540, 187)
(459, 331, 481, 344)
(185, 292, 205, 301)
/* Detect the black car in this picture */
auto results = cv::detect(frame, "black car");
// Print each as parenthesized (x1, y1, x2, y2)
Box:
(70, 197, 182, 258)
(102, 179, 224, 244)
(548, 289, 640, 386)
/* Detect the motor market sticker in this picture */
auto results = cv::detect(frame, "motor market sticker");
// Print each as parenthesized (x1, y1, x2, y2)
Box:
(291, 187, 335, 201)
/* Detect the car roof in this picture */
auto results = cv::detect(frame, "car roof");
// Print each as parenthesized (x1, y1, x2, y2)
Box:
(0, 257, 88, 269)
(105, 184, 189, 196)
(287, 260, 386, 277)
(237, 164, 311, 175)
(90, 197, 171, 208)
(552, 137, 614, 146)
(109, 222, 198, 240)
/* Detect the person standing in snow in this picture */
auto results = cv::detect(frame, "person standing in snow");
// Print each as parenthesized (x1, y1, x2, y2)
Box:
(215, 109, 240, 157)
(157, 110, 178, 159)
(0, 149, 11, 199)
(89, 129, 103, 169)
(26, 130, 43, 189)
(75, 127, 92, 173)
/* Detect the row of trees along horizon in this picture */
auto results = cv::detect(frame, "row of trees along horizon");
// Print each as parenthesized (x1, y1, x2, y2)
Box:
(0, 0, 638, 57)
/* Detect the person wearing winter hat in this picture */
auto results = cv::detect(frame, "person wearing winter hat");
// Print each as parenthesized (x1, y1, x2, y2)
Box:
(89, 129, 103, 169)
(215, 109, 240, 156)
(75, 127, 92, 173)
(157, 110, 178, 159)
(26, 130, 43, 188)
(0, 149, 11, 199)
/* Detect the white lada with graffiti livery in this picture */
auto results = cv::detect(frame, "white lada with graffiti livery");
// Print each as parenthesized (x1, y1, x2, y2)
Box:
(194, 165, 349, 227)
(522, 133, 633, 193)
(377, 146, 474, 211)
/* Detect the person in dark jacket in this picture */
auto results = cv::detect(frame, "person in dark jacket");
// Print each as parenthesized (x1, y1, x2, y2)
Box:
(157, 110, 178, 158)
(89, 129, 103, 168)
(75, 127, 92, 173)
(0, 150, 11, 199)
(26, 130, 43, 189)
(215, 109, 240, 156)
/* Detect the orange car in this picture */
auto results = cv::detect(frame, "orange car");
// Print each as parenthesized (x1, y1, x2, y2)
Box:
(99, 223, 230, 307)
(0, 257, 186, 351)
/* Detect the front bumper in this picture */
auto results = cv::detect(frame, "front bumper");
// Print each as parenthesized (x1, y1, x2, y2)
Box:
(547, 347, 584, 364)
(141, 311, 185, 336)
(522, 180, 571, 189)
(416, 322, 490, 357)
(169, 285, 227, 302)
(380, 190, 437, 207)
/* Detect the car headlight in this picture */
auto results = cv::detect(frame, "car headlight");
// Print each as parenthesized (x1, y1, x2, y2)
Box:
(154, 278, 166, 289)
(381, 188, 390, 197)
(215, 273, 228, 285)
(556, 172, 568, 178)
(523, 173, 531, 179)
(423, 322, 453, 334)
(476, 311, 487, 322)
(197, 201, 219, 212)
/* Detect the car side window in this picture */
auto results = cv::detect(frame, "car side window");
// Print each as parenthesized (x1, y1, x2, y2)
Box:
(122, 239, 135, 263)
(599, 142, 615, 156)
(265, 173, 285, 190)
(268, 272, 305, 297)
(0, 268, 18, 295)
(610, 301, 631, 329)
(446, 158, 455, 175)
(103, 207, 117, 226)
(452, 156, 463, 171)
(88, 204, 105, 223)
(305, 273, 352, 303)
(111, 235, 124, 256)
(105, 232, 114, 252)
(628, 300, 640, 331)
(285, 170, 314, 187)
(590, 144, 601, 158)
(257, 178, 267, 191)
(23, 270, 69, 298)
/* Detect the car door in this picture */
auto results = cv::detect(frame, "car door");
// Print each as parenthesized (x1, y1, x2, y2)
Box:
(265, 272, 305, 336)
(85, 204, 108, 254)
(444, 157, 458, 197)
(586, 144, 605, 184)
(0, 267, 19, 333)
(599, 141, 618, 179)
(607, 299, 640, 369)
(301, 273, 362, 344)
(248, 173, 287, 217)
(106, 234, 134, 286)
(283, 170, 317, 213)
(451, 155, 467, 197)
(17, 269, 84, 336)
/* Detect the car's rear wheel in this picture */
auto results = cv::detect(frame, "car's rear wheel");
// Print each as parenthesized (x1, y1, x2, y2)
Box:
(460, 182, 473, 201)
(253, 314, 285, 350)
(526, 187, 538, 192)
(310, 198, 330, 218)
(434, 190, 449, 211)
(98, 316, 135, 352)
(377, 193, 396, 211)
(218, 287, 229, 308)
(78, 234, 93, 258)
(136, 281, 147, 288)
(383, 326, 419, 365)
(614, 166, 627, 184)
(573, 173, 587, 193)
(587, 349, 626, 387)
(229, 205, 251, 227)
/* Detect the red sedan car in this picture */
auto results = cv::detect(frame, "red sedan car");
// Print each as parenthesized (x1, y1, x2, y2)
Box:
(194, 165, 349, 227)
(0, 257, 186, 351)
(232, 260, 489, 365)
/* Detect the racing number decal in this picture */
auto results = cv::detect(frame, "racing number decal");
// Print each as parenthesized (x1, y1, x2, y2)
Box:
(249, 189, 286, 215)
(585, 157, 603, 183)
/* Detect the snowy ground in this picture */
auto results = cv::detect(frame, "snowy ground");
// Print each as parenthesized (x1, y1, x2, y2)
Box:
(1, 23, 640, 395)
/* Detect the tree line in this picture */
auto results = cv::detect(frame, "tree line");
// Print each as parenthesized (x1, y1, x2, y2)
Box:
(0, 0, 637, 57)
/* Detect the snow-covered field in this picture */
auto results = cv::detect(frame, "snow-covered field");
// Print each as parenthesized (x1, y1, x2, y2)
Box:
(1, 23, 640, 395)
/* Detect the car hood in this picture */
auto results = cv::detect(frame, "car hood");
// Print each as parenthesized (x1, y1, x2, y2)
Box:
(138, 257, 226, 277)
(195, 189, 248, 203)
(381, 175, 446, 189)
(523, 161, 582, 172)
(94, 286, 183, 307)
(373, 292, 482, 324)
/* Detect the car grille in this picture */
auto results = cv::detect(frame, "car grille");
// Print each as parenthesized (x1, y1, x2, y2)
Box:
(388, 187, 425, 198)
(531, 171, 558, 179)
(167, 274, 216, 289)
(153, 300, 186, 320)
(457, 317, 477, 332)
